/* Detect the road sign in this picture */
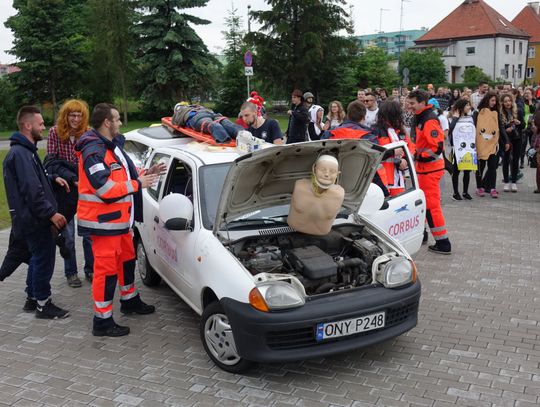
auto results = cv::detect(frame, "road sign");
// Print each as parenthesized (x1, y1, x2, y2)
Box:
(245, 66, 254, 76)
(402, 67, 409, 77)
(244, 51, 253, 67)
(403, 76, 410, 86)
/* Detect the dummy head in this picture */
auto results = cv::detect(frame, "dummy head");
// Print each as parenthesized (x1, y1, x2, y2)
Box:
(312, 154, 339, 190)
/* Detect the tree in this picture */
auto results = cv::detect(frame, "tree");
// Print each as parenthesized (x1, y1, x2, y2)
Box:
(133, 0, 219, 115)
(247, 0, 357, 101)
(214, 7, 248, 116)
(355, 47, 399, 90)
(399, 49, 446, 86)
(86, 0, 136, 123)
(0, 77, 21, 131)
(5, 0, 90, 118)
(462, 66, 491, 84)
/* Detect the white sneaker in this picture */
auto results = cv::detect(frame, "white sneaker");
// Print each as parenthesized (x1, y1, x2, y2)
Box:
(503, 183, 510, 192)
(511, 183, 517, 192)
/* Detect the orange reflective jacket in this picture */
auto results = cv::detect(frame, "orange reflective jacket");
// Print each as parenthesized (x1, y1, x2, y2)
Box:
(76, 131, 140, 236)
(412, 105, 445, 174)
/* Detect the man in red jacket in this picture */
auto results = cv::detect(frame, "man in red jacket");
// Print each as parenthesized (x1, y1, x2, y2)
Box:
(408, 90, 451, 254)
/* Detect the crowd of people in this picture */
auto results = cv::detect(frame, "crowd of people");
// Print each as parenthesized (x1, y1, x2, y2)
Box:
(2, 80, 540, 333)
(2, 102, 162, 337)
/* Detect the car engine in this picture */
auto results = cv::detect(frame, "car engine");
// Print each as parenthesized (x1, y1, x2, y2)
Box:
(230, 224, 385, 295)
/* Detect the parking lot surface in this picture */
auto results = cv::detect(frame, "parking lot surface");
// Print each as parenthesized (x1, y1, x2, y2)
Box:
(0, 170, 539, 407)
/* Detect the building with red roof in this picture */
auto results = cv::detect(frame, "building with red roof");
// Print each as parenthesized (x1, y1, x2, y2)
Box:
(512, 2, 540, 84)
(414, 0, 529, 84)
(0, 64, 20, 77)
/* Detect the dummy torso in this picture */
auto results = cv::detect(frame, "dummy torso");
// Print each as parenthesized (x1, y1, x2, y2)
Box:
(287, 155, 345, 235)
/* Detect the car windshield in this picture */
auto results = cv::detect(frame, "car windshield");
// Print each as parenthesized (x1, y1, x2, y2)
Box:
(199, 163, 352, 230)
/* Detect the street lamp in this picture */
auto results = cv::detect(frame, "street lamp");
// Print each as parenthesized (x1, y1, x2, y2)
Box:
(247, 4, 251, 33)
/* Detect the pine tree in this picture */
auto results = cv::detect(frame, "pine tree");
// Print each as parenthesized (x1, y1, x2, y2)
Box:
(133, 0, 218, 114)
(86, 0, 135, 123)
(5, 0, 90, 117)
(214, 6, 248, 117)
(247, 0, 356, 102)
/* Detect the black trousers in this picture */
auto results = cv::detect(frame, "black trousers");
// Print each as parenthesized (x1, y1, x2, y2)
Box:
(0, 229, 31, 281)
(502, 137, 522, 183)
(451, 160, 471, 194)
(476, 153, 499, 192)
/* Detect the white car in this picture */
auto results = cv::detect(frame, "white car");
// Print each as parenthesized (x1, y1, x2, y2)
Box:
(124, 125, 425, 372)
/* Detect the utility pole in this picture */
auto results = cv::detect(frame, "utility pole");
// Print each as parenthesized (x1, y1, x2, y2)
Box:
(398, 0, 411, 58)
(379, 8, 389, 34)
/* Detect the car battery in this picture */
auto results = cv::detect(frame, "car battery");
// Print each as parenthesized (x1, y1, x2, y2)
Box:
(284, 246, 337, 280)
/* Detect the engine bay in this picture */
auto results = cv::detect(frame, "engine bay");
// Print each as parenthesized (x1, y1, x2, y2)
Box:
(229, 224, 388, 295)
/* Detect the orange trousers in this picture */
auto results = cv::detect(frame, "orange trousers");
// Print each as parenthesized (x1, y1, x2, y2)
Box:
(91, 232, 137, 320)
(417, 170, 448, 241)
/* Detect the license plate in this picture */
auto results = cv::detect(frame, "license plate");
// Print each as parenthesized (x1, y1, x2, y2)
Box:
(316, 311, 385, 341)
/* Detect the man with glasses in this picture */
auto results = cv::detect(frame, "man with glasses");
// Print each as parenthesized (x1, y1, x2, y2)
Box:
(364, 92, 379, 128)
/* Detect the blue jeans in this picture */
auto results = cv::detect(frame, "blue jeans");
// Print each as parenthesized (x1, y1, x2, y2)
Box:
(190, 112, 242, 143)
(24, 225, 56, 301)
(64, 219, 94, 277)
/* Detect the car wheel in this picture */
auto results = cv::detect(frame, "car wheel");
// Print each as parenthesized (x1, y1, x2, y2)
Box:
(135, 238, 161, 287)
(200, 302, 253, 373)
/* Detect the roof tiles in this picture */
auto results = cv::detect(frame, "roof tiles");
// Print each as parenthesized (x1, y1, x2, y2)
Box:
(416, 0, 529, 43)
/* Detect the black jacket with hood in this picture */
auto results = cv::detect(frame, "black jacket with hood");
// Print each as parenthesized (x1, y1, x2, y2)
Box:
(3, 132, 58, 237)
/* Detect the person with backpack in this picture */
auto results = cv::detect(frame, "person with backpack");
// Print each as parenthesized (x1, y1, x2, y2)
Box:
(448, 99, 476, 200)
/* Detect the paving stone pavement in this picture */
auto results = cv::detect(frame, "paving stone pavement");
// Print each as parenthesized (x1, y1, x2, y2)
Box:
(0, 169, 539, 407)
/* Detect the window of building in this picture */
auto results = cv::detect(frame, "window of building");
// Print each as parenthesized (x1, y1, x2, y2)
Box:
(513, 40, 516, 54)
(529, 46, 536, 58)
(519, 42, 523, 54)
(505, 44, 510, 54)
(518, 64, 523, 78)
(527, 67, 535, 79)
(466, 47, 475, 55)
(504, 64, 509, 79)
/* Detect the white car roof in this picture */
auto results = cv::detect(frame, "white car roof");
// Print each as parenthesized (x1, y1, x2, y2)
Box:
(124, 125, 240, 165)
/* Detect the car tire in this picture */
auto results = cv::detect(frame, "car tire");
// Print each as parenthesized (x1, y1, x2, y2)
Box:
(200, 301, 253, 373)
(135, 238, 161, 287)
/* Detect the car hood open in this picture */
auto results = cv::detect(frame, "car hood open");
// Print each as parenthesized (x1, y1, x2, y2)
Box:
(213, 139, 385, 233)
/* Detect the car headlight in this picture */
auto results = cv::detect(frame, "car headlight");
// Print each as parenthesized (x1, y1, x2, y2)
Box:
(249, 282, 305, 311)
(376, 258, 416, 288)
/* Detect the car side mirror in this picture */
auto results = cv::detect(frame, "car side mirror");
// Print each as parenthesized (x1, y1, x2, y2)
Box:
(165, 218, 191, 231)
(159, 193, 194, 231)
(358, 183, 385, 215)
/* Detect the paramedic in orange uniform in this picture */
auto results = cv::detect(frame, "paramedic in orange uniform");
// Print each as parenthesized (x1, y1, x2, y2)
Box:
(407, 90, 451, 255)
(76, 103, 163, 337)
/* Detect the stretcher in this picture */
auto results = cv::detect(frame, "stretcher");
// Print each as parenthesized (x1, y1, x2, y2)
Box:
(161, 117, 237, 147)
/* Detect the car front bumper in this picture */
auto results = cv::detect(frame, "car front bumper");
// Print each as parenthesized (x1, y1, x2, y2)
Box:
(221, 280, 421, 363)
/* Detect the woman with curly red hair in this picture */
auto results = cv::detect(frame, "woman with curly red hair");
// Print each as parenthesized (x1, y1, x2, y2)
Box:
(47, 99, 93, 287)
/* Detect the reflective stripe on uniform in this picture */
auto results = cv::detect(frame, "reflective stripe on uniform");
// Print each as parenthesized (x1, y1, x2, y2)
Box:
(126, 181, 135, 194)
(95, 300, 113, 308)
(96, 180, 115, 197)
(78, 219, 131, 230)
(433, 233, 449, 240)
(120, 290, 138, 300)
(79, 194, 131, 204)
(94, 309, 113, 319)
(431, 225, 447, 233)
(119, 283, 134, 292)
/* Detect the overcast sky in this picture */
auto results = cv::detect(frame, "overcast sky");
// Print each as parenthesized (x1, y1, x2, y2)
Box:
(0, 0, 531, 64)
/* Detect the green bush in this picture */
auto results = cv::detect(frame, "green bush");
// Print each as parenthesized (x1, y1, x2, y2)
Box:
(0, 77, 19, 131)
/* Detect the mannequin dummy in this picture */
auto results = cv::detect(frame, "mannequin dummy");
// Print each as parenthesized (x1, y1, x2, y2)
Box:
(287, 155, 345, 235)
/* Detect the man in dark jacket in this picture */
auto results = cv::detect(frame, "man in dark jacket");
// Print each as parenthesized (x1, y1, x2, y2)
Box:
(3, 106, 70, 318)
(285, 89, 310, 143)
